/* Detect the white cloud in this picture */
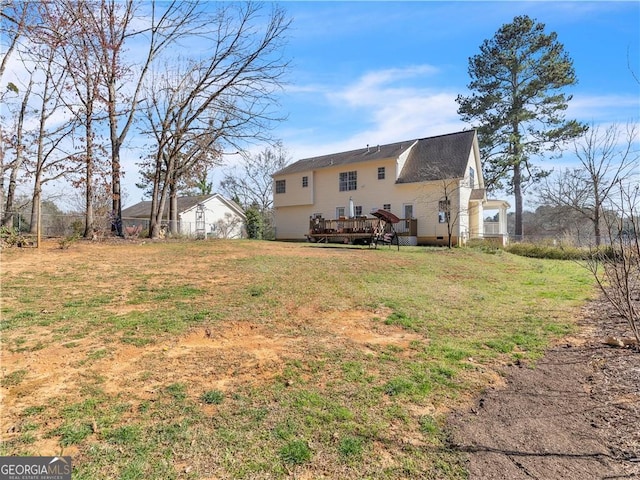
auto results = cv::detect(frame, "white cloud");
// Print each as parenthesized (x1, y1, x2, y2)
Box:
(568, 94, 640, 123)
(328, 65, 441, 106)
(281, 65, 466, 161)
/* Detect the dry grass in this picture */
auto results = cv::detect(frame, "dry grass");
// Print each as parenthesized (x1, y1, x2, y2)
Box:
(0, 239, 594, 479)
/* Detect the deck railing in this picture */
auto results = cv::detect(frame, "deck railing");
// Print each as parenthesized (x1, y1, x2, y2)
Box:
(483, 221, 503, 236)
(309, 217, 417, 236)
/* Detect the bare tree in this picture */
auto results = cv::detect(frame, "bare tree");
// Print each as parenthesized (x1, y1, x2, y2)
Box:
(2, 74, 34, 228)
(417, 162, 473, 248)
(139, 62, 229, 235)
(537, 123, 638, 246)
(220, 142, 290, 211)
(435, 178, 467, 249)
(77, 0, 213, 236)
(25, 34, 78, 235)
(0, 2, 33, 80)
(219, 142, 289, 240)
(50, 0, 111, 238)
(140, 3, 290, 239)
(523, 204, 593, 245)
(0, 1, 35, 223)
(584, 182, 640, 349)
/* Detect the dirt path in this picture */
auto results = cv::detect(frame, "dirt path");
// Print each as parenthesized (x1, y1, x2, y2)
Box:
(448, 301, 640, 480)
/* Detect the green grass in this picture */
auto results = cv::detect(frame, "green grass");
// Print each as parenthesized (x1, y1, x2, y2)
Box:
(0, 240, 595, 478)
(201, 389, 224, 405)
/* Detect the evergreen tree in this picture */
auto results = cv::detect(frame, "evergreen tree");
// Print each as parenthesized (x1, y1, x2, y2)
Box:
(245, 204, 263, 240)
(457, 15, 586, 239)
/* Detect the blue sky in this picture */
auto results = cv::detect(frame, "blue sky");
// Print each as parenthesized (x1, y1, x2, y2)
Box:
(271, 0, 639, 165)
(7, 1, 638, 208)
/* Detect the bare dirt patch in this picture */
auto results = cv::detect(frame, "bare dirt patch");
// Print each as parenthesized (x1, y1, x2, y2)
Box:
(1, 241, 425, 457)
(448, 299, 640, 479)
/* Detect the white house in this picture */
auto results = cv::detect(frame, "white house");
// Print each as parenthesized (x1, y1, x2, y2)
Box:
(121, 194, 246, 239)
(272, 130, 509, 246)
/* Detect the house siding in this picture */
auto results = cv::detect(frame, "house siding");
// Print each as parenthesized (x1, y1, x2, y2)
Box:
(272, 131, 495, 245)
(122, 194, 245, 239)
(178, 196, 245, 238)
(274, 172, 314, 207)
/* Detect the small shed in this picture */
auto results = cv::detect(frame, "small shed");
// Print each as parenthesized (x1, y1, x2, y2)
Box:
(121, 194, 246, 238)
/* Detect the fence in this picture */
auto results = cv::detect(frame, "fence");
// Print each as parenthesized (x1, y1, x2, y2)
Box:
(1, 213, 253, 240)
(3, 212, 87, 238)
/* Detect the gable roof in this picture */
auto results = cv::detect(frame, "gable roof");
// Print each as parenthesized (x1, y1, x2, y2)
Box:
(396, 130, 476, 183)
(274, 130, 477, 184)
(122, 194, 245, 220)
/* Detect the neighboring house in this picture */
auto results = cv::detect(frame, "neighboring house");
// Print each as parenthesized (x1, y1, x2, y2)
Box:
(272, 130, 509, 246)
(121, 194, 246, 239)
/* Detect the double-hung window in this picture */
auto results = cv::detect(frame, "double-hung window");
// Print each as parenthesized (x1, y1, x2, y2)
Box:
(339, 171, 357, 191)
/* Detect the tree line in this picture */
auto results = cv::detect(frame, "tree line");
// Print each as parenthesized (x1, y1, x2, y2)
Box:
(1, 0, 290, 239)
(1, 7, 636, 244)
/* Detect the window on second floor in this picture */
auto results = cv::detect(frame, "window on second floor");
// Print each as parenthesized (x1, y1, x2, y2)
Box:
(275, 179, 286, 194)
(302, 176, 308, 188)
(377, 167, 385, 180)
(469, 167, 475, 189)
(339, 171, 357, 191)
(383, 203, 391, 211)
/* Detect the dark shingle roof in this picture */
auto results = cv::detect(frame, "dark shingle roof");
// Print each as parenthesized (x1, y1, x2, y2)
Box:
(273, 139, 416, 176)
(273, 130, 477, 184)
(121, 195, 214, 219)
(397, 130, 476, 183)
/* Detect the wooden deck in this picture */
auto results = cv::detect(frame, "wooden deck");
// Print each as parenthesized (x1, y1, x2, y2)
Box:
(307, 217, 416, 245)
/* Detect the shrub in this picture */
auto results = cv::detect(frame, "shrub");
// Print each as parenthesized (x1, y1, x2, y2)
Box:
(504, 242, 589, 260)
(58, 233, 81, 250)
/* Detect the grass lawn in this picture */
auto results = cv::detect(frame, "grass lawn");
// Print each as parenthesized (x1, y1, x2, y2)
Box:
(0, 239, 595, 479)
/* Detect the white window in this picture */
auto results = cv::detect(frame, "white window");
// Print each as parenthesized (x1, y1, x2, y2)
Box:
(339, 171, 357, 191)
(336, 207, 346, 218)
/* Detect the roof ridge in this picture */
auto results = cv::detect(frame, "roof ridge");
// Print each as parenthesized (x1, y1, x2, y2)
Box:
(416, 129, 475, 142)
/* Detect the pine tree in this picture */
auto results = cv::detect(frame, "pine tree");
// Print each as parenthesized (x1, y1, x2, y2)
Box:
(457, 15, 586, 239)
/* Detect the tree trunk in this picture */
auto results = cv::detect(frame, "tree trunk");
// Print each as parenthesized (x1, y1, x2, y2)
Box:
(593, 205, 601, 247)
(29, 183, 41, 235)
(169, 187, 178, 235)
(513, 162, 523, 241)
(3, 165, 20, 228)
(84, 104, 94, 238)
(108, 82, 123, 237)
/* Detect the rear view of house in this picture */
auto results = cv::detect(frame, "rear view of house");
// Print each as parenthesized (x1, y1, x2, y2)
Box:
(272, 130, 509, 246)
